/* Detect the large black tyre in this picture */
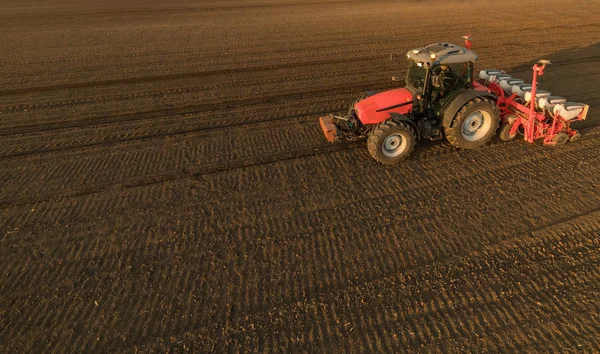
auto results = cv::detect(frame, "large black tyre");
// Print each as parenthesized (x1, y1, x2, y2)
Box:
(367, 120, 416, 165)
(444, 97, 500, 149)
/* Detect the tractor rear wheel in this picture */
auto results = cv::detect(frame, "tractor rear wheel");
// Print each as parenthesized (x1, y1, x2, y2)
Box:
(445, 97, 500, 149)
(367, 120, 416, 165)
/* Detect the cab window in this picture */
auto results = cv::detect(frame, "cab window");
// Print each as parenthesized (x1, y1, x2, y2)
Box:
(406, 60, 427, 91)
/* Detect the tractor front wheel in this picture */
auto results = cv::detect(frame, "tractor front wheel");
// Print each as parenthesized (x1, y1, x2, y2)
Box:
(445, 97, 500, 149)
(367, 120, 416, 165)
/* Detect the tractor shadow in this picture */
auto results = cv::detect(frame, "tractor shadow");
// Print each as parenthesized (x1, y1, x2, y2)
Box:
(505, 42, 600, 133)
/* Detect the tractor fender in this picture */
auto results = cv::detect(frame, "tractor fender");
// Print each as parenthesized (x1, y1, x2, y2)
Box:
(441, 90, 496, 128)
(389, 113, 420, 139)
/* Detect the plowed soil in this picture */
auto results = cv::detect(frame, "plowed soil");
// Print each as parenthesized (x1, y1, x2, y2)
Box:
(1, 0, 600, 352)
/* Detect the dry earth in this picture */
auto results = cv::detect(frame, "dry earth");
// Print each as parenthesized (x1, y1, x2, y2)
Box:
(1, 0, 600, 352)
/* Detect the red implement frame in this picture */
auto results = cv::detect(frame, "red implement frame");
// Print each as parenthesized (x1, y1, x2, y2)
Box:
(477, 61, 588, 145)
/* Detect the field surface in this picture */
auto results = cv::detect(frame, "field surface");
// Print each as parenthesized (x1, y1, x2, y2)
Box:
(1, 0, 600, 352)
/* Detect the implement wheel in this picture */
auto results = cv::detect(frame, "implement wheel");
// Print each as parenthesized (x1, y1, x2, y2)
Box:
(367, 120, 416, 165)
(499, 121, 518, 141)
(552, 132, 569, 145)
(445, 97, 500, 149)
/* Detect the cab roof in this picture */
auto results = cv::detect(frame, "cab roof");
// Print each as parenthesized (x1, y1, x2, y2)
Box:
(406, 42, 478, 66)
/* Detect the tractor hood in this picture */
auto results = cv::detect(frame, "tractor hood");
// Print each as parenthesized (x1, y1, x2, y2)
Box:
(354, 88, 414, 125)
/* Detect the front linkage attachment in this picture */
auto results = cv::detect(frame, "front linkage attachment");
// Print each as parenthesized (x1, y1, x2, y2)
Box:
(319, 114, 361, 143)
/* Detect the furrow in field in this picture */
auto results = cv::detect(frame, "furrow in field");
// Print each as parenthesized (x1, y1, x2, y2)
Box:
(126, 212, 600, 352)
(1, 124, 599, 230)
(3, 134, 600, 305)
(0, 79, 388, 136)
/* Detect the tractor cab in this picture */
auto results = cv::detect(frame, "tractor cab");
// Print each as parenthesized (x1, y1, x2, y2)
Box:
(405, 42, 477, 112)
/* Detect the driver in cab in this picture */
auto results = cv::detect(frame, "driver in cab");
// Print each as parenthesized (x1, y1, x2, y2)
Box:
(431, 64, 455, 101)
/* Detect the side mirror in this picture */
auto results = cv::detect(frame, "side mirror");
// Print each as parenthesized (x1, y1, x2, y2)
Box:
(391, 76, 402, 82)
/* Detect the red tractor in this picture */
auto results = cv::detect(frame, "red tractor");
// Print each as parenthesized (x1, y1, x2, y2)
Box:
(319, 35, 589, 164)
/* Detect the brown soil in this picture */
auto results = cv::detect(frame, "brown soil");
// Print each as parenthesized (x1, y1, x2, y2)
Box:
(1, 0, 600, 352)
